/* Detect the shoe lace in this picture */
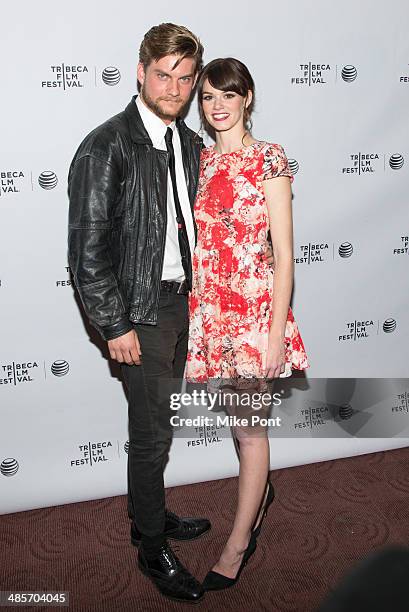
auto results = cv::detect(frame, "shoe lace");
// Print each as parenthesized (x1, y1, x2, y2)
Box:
(158, 543, 197, 585)
(154, 543, 179, 570)
(159, 541, 183, 559)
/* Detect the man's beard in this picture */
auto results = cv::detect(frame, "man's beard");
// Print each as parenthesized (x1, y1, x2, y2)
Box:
(141, 83, 186, 121)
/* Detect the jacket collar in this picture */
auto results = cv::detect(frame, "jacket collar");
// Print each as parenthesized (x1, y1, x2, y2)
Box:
(125, 94, 195, 146)
(124, 95, 152, 144)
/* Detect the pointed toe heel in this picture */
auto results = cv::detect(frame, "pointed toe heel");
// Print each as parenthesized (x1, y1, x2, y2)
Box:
(202, 533, 257, 591)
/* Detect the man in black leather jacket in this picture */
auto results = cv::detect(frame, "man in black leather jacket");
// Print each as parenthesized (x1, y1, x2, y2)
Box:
(68, 23, 210, 603)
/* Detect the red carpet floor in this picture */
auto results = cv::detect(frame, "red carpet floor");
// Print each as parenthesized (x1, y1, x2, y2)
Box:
(1, 447, 408, 611)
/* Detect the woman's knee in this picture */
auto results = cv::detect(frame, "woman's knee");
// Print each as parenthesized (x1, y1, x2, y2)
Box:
(232, 424, 268, 445)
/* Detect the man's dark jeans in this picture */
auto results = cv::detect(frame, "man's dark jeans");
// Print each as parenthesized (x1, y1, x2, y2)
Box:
(121, 289, 188, 537)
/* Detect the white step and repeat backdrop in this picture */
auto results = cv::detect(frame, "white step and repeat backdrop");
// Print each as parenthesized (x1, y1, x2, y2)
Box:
(1, 0, 408, 513)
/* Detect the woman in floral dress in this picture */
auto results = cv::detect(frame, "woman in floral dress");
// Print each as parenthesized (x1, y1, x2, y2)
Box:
(185, 58, 309, 590)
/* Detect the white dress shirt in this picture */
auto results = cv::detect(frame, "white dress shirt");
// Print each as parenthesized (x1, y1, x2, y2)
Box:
(135, 95, 195, 282)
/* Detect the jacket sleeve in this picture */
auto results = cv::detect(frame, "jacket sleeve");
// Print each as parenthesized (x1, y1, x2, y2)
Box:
(68, 153, 133, 341)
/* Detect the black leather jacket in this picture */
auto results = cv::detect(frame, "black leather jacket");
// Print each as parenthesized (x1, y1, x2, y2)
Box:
(68, 95, 202, 341)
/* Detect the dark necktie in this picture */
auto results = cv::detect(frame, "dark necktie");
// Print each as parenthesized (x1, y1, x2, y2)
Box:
(165, 127, 192, 290)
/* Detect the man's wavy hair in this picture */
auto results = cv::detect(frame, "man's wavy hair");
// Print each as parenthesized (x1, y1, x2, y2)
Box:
(139, 23, 204, 73)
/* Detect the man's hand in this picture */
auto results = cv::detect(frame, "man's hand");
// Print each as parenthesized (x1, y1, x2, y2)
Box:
(262, 244, 275, 269)
(107, 329, 142, 365)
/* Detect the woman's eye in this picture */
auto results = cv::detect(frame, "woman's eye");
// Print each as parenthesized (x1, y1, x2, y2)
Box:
(225, 93, 235, 99)
(203, 95, 212, 101)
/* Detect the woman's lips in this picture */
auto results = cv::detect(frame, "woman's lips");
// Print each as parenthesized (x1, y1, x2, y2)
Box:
(212, 113, 230, 122)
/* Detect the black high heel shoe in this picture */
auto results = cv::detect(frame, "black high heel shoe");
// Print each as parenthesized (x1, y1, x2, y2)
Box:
(251, 480, 275, 539)
(202, 532, 257, 591)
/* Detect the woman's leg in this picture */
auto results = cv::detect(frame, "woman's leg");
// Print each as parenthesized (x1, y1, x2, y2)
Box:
(211, 419, 270, 578)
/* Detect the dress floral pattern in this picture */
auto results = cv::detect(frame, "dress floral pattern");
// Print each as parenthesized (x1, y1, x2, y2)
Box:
(185, 141, 309, 382)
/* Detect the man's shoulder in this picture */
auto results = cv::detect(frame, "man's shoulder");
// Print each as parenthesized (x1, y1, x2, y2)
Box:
(72, 108, 130, 162)
(177, 120, 203, 149)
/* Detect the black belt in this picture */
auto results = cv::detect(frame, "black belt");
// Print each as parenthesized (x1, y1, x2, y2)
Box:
(160, 279, 189, 295)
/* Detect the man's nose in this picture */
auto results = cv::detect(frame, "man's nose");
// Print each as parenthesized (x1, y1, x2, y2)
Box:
(168, 79, 180, 96)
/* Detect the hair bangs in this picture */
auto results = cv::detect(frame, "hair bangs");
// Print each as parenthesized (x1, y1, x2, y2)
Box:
(203, 60, 247, 97)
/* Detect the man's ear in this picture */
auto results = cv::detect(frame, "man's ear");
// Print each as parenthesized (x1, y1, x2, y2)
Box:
(137, 62, 145, 87)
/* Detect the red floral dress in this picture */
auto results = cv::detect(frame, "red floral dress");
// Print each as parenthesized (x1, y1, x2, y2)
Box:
(185, 141, 309, 382)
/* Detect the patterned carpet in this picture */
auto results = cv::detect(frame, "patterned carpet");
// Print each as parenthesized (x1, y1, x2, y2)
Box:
(1, 447, 408, 611)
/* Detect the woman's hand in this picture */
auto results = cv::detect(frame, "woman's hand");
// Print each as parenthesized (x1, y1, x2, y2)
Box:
(265, 333, 286, 379)
(261, 244, 275, 269)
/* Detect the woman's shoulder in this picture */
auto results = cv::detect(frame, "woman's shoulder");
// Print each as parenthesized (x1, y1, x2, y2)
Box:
(253, 140, 286, 154)
(257, 141, 293, 182)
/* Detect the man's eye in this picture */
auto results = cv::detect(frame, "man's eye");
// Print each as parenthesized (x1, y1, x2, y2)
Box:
(157, 73, 167, 79)
(181, 76, 192, 82)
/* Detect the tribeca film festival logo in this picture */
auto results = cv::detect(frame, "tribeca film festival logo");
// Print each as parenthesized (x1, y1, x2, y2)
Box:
(0, 458, 19, 477)
(338, 318, 397, 342)
(41, 64, 121, 89)
(294, 402, 354, 431)
(291, 63, 332, 85)
(0, 360, 69, 386)
(392, 391, 409, 414)
(70, 441, 114, 467)
(294, 242, 330, 264)
(342, 152, 380, 175)
(290, 64, 357, 86)
(342, 152, 404, 175)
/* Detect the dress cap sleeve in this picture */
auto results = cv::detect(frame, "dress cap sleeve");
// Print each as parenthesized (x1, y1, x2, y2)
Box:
(262, 143, 294, 183)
